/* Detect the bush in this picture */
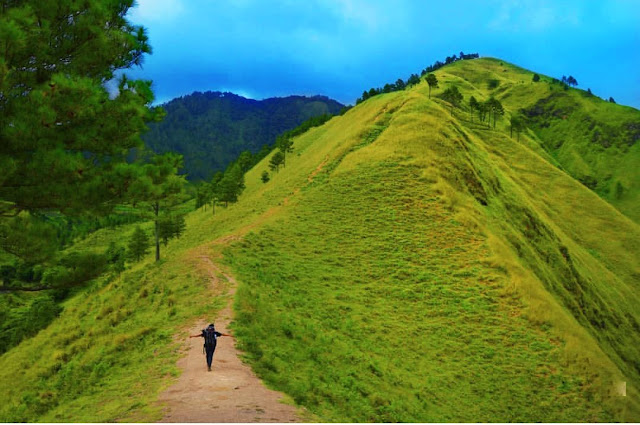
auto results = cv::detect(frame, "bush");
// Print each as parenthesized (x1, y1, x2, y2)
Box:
(532, 74, 540, 82)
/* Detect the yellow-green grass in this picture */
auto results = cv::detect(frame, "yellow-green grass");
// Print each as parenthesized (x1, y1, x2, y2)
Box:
(0, 220, 230, 421)
(1, 57, 638, 422)
(440, 57, 640, 223)
(223, 74, 639, 420)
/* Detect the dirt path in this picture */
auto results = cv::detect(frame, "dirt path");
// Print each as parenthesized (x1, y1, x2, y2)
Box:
(157, 255, 303, 423)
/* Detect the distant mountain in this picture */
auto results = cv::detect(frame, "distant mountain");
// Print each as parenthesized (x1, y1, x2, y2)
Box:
(142, 91, 344, 180)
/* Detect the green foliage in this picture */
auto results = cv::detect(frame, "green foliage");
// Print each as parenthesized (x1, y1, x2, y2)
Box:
(157, 214, 186, 246)
(0, 293, 61, 355)
(127, 227, 149, 262)
(105, 242, 126, 273)
(532, 73, 541, 82)
(0, 0, 162, 217)
(142, 92, 344, 180)
(425, 73, 439, 99)
(261, 171, 270, 183)
(217, 163, 246, 206)
(441, 85, 463, 115)
(269, 152, 285, 172)
(510, 114, 526, 140)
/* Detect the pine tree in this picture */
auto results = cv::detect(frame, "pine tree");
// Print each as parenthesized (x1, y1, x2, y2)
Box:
(442, 86, 463, 116)
(0, 1, 162, 217)
(269, 152, 285, 172)
(128, 227, 150, 262)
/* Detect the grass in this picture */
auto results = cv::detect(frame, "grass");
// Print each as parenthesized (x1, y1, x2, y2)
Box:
(0, 219, 227, 422)
(442, 57, 640, 223)
(226, 164, 614, 421)
(0, 57, 638, 422)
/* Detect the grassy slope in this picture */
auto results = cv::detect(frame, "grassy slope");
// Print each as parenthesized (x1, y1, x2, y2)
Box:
(223, 62, 639, 421)
(444, 57, 640, 223)
(0, 58, 638, 422)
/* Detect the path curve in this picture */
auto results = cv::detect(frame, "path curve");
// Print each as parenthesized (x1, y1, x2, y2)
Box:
(157, 254, 302, 423)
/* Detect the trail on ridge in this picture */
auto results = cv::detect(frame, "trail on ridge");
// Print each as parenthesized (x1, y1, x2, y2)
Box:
(157, 251, 302, 423)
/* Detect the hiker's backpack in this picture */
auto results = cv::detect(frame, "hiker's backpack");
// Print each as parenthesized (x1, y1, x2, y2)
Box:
(203, 326, 217, 348)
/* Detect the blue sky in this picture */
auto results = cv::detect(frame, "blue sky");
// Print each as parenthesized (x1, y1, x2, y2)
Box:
(126, 0, 640, 109)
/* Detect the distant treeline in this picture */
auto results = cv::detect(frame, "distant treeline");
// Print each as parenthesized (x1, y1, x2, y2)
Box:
(356, 51, 480, 104)
(195, 112, 338, 210)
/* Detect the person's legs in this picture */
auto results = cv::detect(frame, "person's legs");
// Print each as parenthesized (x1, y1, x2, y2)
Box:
(205, 344, 216, 371)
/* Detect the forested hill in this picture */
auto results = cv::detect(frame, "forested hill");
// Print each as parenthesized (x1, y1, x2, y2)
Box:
(142, 91, 344, 180)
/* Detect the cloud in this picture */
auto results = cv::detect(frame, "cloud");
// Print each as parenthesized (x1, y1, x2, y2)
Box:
(129, 0, 185, 23)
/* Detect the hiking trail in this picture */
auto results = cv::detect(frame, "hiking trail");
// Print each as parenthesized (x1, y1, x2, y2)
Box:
(157, 248, 303, 423)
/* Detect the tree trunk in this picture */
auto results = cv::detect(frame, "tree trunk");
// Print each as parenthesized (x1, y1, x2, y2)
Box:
(154, 201, 160, 262)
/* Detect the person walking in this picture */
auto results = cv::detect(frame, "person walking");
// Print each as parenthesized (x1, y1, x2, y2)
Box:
(190, 323, 231, 371)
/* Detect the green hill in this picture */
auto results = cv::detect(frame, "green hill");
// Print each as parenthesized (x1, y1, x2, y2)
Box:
(1, 58, 638, 422)
(442, 58, 640, 223)
(142, 91, 344, 181)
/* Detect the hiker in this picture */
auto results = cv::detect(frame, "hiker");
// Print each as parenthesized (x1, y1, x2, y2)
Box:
(190, 323, 231, 371)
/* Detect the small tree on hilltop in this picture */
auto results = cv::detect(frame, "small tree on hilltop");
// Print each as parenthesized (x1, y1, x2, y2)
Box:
(532, 73, 540, 82)
(442, 86, 463, 116)
(407, 74, 421, 87)
(426, 74, 439, 99)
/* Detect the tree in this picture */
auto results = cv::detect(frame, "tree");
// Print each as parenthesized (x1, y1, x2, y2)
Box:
(195, 182, 212, 210)
(0, 1, 161, 219)
(157, 214, 186, 246)
(394, 79, 406, 91)
(484, 97, 504, 129)
(510, 114, 526, 141)
(532, 74, 540, 82)
(217, 163, 245, 207)
(441, 86, 463, 116)
(126, 153, 187, 262)
(406, 74, 421, 87)
(237, 151, 254, 173)
(276, 134, 294, 167)
(567, 76, 578, 87)
(426, 74, 439, 99)
(269, 151, 285, 172)
(128, 227, 150, 262)
(609, 97, 616, 104)
(261, 171, 270, 183)
(469, 96, 479, 123)
(0, 1, 161, 290)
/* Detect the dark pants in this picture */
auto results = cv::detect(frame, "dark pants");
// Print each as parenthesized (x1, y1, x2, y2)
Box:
(205, 343, 217, 368)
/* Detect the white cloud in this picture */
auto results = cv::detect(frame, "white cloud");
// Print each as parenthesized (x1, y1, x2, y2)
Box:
(129, 0, 185, 23)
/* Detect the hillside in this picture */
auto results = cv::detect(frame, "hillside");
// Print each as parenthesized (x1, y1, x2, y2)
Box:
(142, 91, 344, 180)
(1, 58, 638, 422)
(442, 58, 640, 223)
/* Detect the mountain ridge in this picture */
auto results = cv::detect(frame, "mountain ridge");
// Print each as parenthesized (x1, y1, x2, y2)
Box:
(1, 57, 638, 422)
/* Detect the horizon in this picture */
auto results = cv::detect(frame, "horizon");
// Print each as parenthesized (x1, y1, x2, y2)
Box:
(125, 0, 640, 109)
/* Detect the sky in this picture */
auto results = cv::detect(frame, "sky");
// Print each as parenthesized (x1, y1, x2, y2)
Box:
(125, 0, 640, 109)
